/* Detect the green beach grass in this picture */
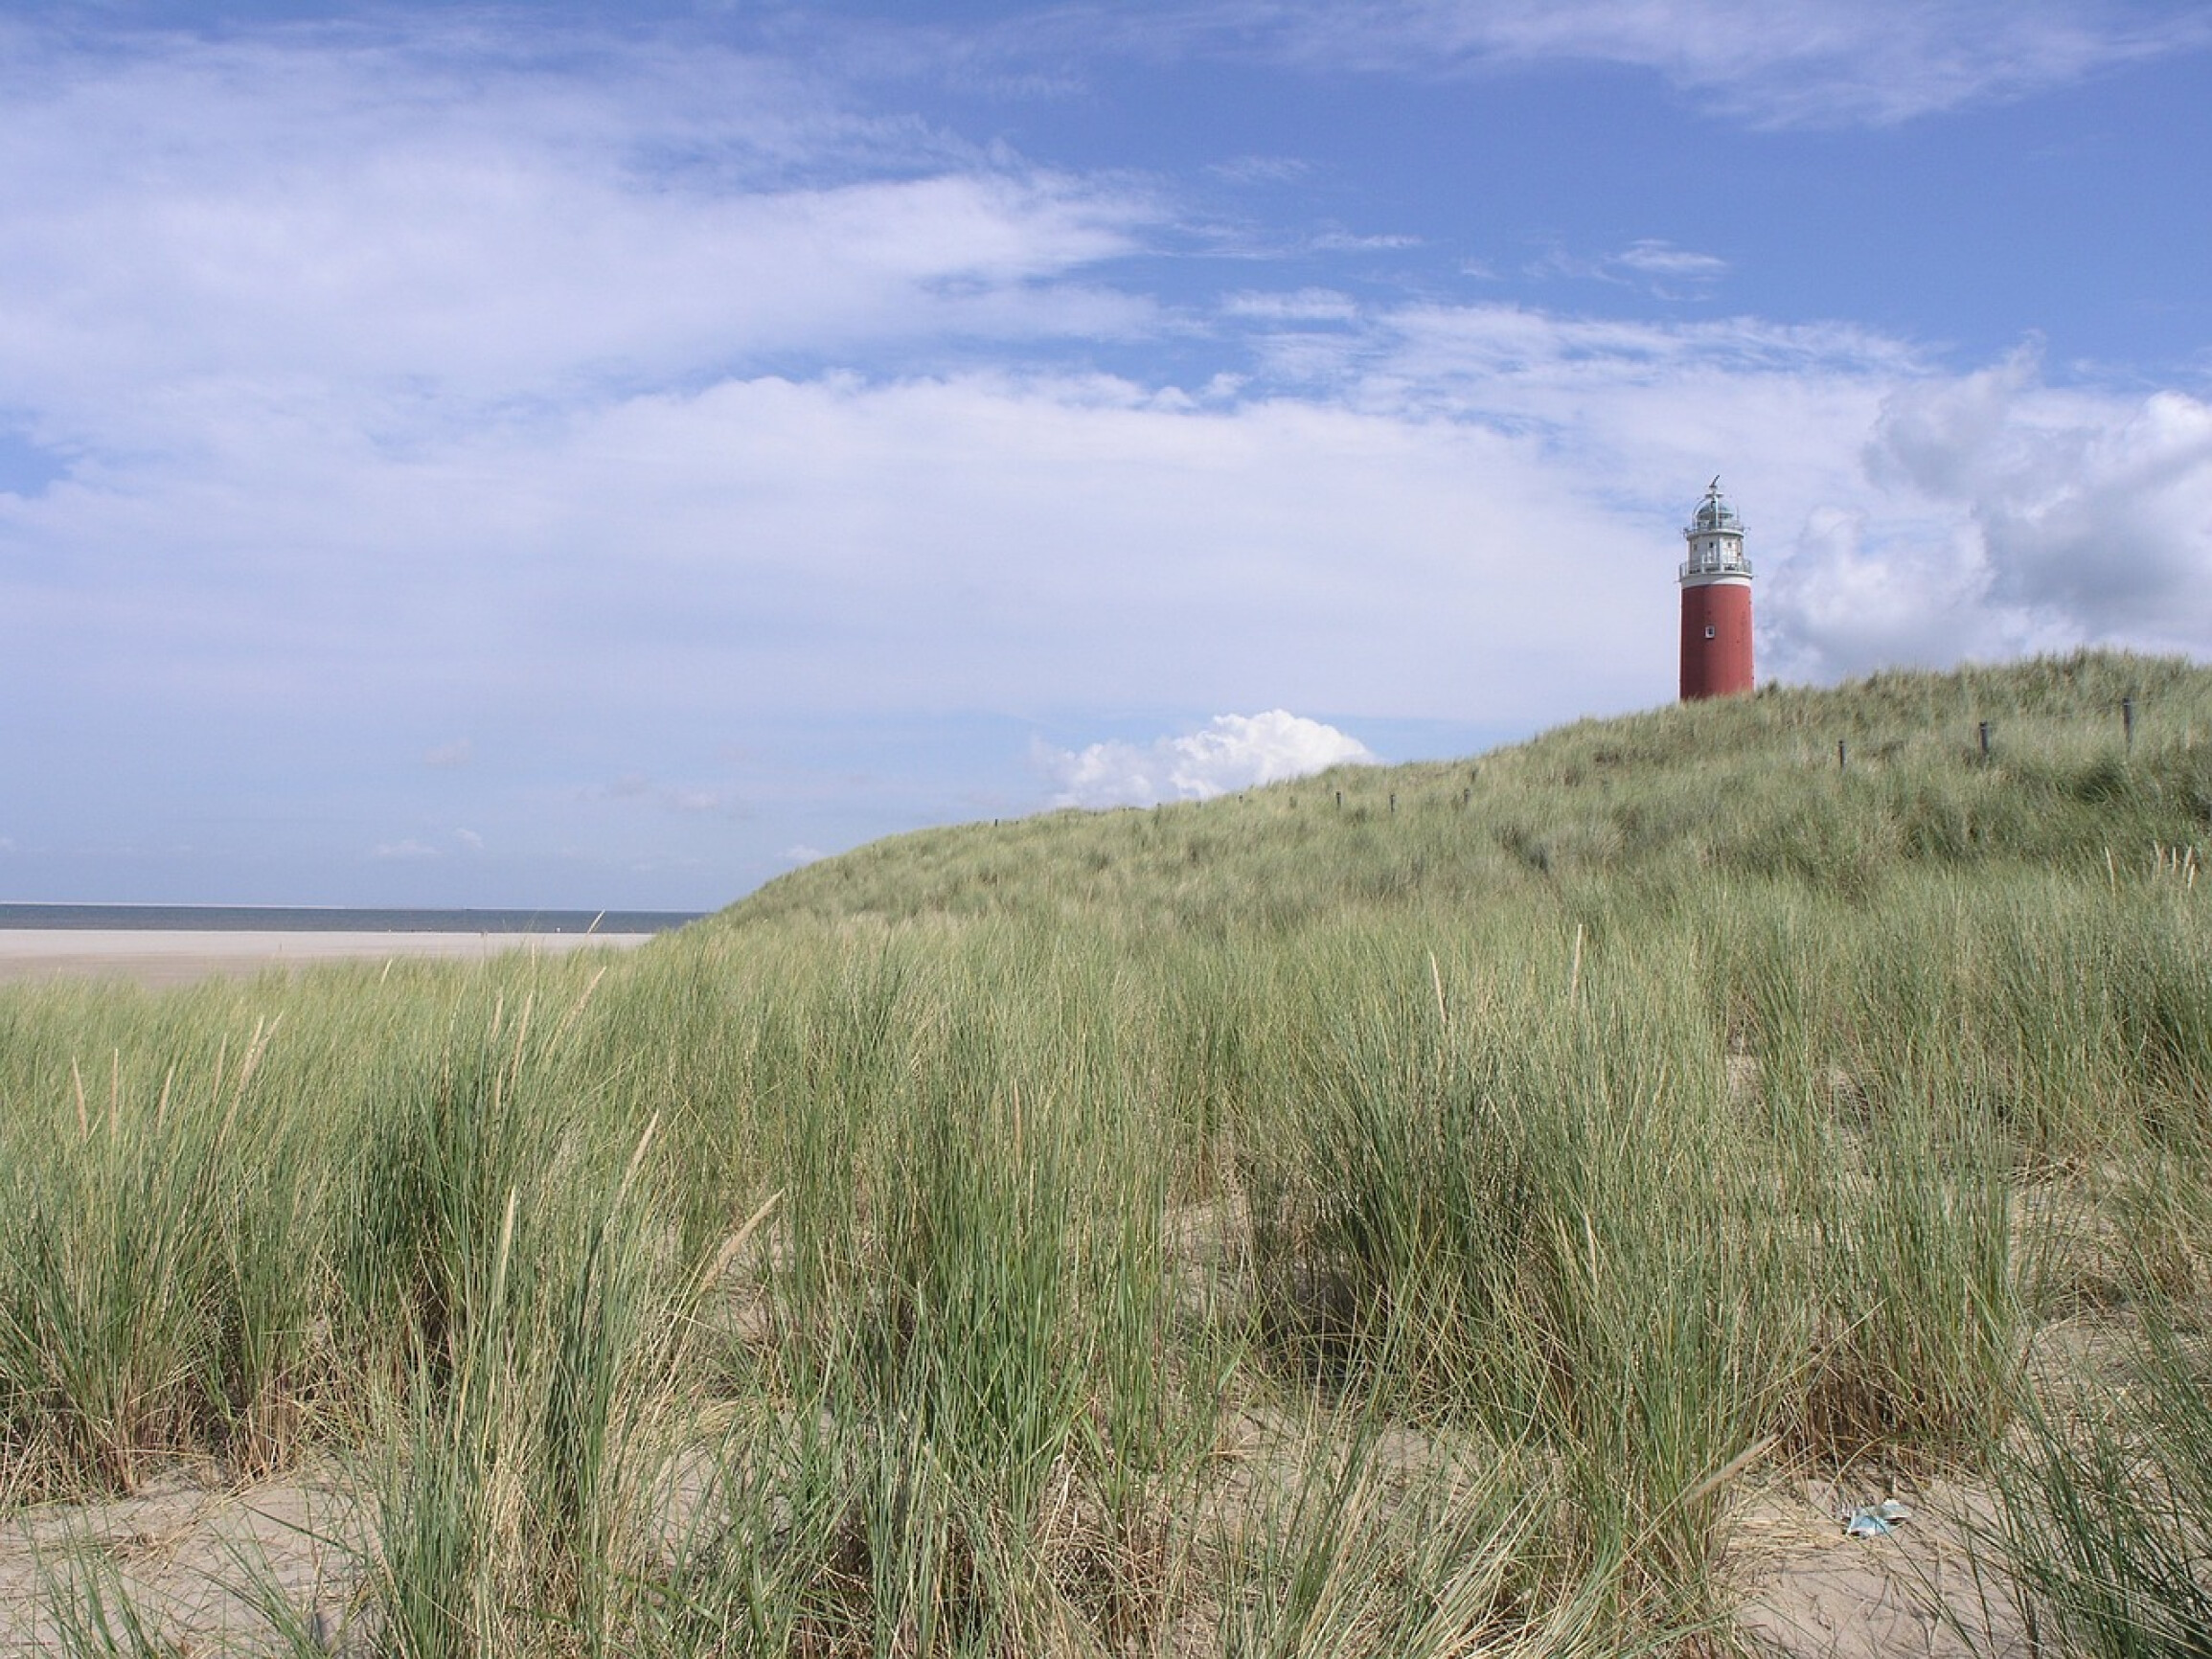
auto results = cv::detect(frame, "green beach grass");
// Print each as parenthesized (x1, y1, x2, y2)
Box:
(5, 647, 2212, 1654)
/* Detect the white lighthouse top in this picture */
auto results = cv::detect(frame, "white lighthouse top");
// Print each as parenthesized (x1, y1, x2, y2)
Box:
(1687, 477, 1744, 535)
(1680, 477, 1750, 582)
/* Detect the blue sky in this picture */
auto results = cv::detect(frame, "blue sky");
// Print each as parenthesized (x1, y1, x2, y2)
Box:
(3, 1, 2208, 909)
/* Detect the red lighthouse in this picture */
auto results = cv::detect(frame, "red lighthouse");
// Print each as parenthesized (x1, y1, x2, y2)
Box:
(1678, 478, 1753, 700)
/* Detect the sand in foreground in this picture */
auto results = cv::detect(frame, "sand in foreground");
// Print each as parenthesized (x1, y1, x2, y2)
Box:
(0, 930, 655, 989)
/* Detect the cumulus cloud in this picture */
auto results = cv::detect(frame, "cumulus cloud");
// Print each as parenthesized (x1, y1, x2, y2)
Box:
(1841, 355, 2212, 645)
(1738, 352, 2212, 679)
(423, 739, 473, 768)
(1761, 506, 2022, 677)
(1045, 711, 1377, 808)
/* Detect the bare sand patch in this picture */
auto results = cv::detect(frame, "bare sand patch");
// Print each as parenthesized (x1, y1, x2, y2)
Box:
(0, 929, 655, 989)
(0, 1466, 367, 1656)
(1730, 1474, 2028, 1658)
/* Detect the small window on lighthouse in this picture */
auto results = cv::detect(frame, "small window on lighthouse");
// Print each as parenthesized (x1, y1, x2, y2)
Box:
(1703, 625, 1717, 639)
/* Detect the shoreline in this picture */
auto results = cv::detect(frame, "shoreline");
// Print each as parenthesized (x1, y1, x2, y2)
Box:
(0, 929, 657, 989)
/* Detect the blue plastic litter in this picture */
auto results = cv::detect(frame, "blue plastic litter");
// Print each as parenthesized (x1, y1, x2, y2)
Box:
(1842, 1498, 1912, 1538)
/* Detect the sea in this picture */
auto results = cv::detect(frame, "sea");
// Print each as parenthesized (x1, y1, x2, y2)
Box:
(0, 903, 706, 934)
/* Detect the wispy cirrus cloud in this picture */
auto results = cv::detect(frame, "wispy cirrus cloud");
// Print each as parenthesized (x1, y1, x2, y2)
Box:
(0, 22, 1160, 437)
(583, 774, 746, 817)
(1347, 0, 2206, 125)
(907, 0, 2210, 127)
(1205, 153, 1313, 185)
(369, 828, 486, 861)
(1527, 239, 1730, 299)
(1612, 241, 1727, 279)
(1220, 286, 1361, 322)
(1310, 226, 1422, 251)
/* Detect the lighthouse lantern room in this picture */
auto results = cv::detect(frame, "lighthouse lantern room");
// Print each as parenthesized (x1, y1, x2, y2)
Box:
(1678, 478, 1753, 700)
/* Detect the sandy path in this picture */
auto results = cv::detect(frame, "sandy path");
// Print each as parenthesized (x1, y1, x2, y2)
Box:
(0, 929, 657, 989)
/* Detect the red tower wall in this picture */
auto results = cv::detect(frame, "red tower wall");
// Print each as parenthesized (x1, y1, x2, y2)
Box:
(1679, 581, 1753, 700)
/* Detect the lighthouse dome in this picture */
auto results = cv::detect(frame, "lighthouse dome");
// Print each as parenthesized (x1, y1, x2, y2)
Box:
(1690, 479, 1743, 534)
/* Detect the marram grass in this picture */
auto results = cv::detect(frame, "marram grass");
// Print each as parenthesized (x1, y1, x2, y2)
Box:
(3, 648, 2210, 1654)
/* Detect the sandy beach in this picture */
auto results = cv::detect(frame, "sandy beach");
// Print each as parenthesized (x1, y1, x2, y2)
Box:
(0, 929, 657, 989)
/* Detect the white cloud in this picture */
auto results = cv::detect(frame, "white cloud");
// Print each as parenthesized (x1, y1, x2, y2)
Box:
(1613, 241, 1726, 279)
(1311, 227, 1422, 250)
(1045, 711, 1378, 808)
(664, 788, 738, 815)
(584, 771, 742, 817)
(1814, 354, 2212, 656)
(1221, 287, 1361, 322)
(0, 288, 2115, 742)
(0, 25, 1159, 438)
(784, 844, 831, 864)
(366, 827, 489, 860)
(1146, 0, 2211, 126)
(1207, 153, 1313, 185)
(7, 132, 2189, 741)
(0, 14, 2204, 915)
(1760, 505, 2032, 676)
(1529, 239, 1729, 299)
(1612, 239, 1729, 290)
